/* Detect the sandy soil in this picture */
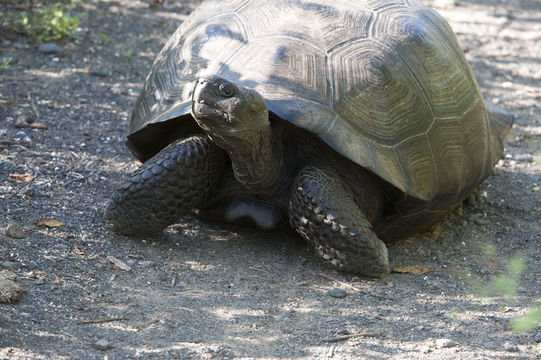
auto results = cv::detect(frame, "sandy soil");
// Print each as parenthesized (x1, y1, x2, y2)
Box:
(0, 0, 540, 359)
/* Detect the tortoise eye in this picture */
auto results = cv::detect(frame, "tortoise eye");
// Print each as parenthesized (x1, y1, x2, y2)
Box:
(219, 83, 235, 97)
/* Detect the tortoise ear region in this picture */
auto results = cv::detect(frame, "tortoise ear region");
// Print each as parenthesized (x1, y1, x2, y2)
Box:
(245, 89, 268, 116)
(218, 82, 236, 98)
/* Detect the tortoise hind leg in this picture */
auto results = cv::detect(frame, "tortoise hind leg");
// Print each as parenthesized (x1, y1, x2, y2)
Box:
(288, 165, 389, 277)
(106, 135, 227, 236)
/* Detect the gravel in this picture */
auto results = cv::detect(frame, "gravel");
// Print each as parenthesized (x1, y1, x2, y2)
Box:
(0, 0, 539, 358)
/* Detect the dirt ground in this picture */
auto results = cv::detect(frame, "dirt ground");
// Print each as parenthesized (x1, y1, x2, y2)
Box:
(0, 0, 540, 359)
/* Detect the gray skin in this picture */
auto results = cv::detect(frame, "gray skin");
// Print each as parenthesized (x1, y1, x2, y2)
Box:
(106, 76, 390, 277)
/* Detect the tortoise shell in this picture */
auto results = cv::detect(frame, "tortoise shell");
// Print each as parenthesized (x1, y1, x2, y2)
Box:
(127, 0, 502, 204)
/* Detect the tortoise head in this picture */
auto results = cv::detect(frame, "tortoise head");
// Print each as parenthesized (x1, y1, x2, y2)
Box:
(191, 76, 269, 138)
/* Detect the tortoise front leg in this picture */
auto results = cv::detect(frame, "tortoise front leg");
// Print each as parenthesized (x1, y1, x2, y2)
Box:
(106, 135, 227, 236)
(288, 165, 389, 277)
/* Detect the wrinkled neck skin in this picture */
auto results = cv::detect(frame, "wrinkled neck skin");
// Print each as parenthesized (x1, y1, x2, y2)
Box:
(207, 121, 284, 197)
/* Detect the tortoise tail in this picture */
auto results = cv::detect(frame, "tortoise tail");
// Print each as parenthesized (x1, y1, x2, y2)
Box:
(487, 102, 514, 142)
(486, 102, 514, 164)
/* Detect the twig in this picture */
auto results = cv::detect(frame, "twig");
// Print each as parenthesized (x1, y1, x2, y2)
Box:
(1, 76, 40, 82)
(27, 91, 40, 119)
(86, 252, 103, 260)
(491, 320, 508, 331)
(322, 332, 381, 343)
(444, 249, 475, 256)
(136, 318, 161, 331)
(77, 317, 128, 325)
(65, 172, 88, 185)
(318, 273, 389, 300)
(65, 176, 89, 185)
(106, 255, 132, 271)
(318, 273, 361, 292)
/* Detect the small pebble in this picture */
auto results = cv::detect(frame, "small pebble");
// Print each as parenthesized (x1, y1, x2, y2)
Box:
(38, 42, 63, 55)
(89, 68, 109, 77)
(24, 261, 38, 270)
(327, 288, 347, 299)
(436, 338, 455, 348)
(1, 261, 16, 270)
(126, 259, 136, 267)
(534, 332, 541, 343)
(0, 270, 21, 303)
(34, 278, 45, 286)
(94, 338, 112, 351)
(5, 223, 24, 239)
(15, 116, 30, 128)
(14, 131, 28, 140)
(532, 186, 540, 193)
(0, 270, 16, 281)
(0, 279, 22, 303)
(3, 116, 15, 124)
(502, 342, 519, 352)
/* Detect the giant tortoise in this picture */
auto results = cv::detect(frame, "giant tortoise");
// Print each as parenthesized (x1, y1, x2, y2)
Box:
(105, 0, 513, 277)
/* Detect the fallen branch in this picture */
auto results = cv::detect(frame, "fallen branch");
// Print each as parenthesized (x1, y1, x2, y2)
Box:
(136, 317, 175, 331)
(322, 332, 381, 343)
(318, 273, 388, 300)
(136, 318, 161, 331)
(77, 317, 128, 325)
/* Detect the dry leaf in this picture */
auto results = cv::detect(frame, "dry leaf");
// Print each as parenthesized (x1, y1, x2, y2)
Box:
(392, 266, 433, 275)
(72, 243, 86, 256)
(35, 219, 64, 228)
(29, 122, 47, 129)
(428, 225, 441, 239)
(9, 173, 36, 183)
(52, 279, 63, 286)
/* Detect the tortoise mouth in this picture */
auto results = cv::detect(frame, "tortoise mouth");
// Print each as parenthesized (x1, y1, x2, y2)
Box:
(191, 101, 231, 123)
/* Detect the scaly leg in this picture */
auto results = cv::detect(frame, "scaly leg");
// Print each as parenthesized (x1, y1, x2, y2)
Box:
(289, 165, 389, 277)
(106, 135, 227, 236)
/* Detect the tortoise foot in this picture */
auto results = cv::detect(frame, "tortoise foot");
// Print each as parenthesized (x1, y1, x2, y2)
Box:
(289, 165, 389, 277)
(106, 135, 226, 236)
(464, 187, 481, 207)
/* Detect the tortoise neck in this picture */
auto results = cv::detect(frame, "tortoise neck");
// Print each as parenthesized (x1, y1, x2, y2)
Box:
(212, 123, 284, 196)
